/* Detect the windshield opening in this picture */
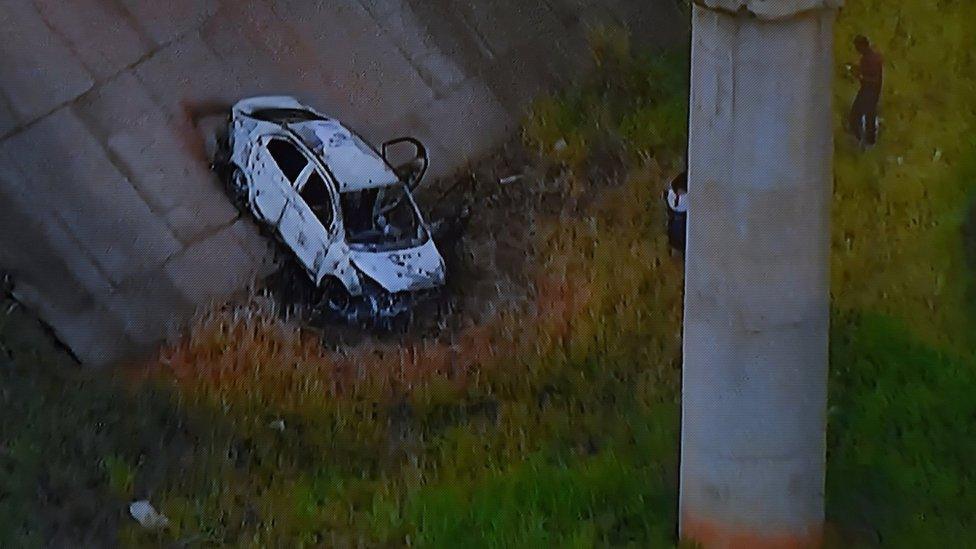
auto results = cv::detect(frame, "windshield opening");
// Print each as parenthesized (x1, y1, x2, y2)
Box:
(340, 183, 427, 252)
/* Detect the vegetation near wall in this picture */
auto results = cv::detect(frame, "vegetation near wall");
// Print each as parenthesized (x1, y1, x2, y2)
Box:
(2, 0, 975, 546)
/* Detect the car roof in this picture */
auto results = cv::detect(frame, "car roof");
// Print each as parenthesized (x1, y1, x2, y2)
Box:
(289, 120, 399, 192)
(233, 96, 400, 192)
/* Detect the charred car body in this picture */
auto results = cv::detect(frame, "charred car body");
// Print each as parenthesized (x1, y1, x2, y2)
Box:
(212, 96, 446, 325)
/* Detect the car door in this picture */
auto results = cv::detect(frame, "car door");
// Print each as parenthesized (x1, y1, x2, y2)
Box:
(255, 136, 329, 276)
(278, 159, 339, 280)
(250, 135, 300, 226)
(253, 134, 357, 289)
(291, 164, 361, 292)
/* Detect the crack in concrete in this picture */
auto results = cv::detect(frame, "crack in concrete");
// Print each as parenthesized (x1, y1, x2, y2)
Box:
(102, 0, 159, 50)
(365, 5, 452, 100)
(169, 213, 242, 255)
(28, 0, 97, 85)
(0, 87, 19, 128)
(0, 25, 173, 143)
(71, 117, 186, 249)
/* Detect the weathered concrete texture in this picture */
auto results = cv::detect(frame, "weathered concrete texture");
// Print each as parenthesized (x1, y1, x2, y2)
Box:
(32, 0, 156, 82)
(117, 0, 218, 46)
(134, 30, 245, 118)
(0, 156, 133, 365)
(0, 107, 183, 284)
(0, 0, 93, 123)
(162, 219, 273, 307)
(0, 94, 18, 137)
(679, 2, 836, 546)
(272, 1, 439, 137)
(0, 0, 685, 366)
(74, 70, 240, 243)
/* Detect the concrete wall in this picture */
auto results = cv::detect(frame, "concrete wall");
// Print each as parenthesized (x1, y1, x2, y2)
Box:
(0, 0, 687, 366)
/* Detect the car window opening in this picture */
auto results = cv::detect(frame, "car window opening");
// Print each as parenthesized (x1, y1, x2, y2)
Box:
(340, 183, 426, 252)
(267, 138, 307, 182)
(250, 108, 326, 123)
(299, 171, 334, 228)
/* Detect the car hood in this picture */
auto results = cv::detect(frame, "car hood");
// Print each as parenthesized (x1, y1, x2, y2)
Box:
(349, 239, 445, 293)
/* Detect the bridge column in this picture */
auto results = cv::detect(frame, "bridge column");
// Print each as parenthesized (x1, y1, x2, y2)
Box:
(679, 1, 842, 546)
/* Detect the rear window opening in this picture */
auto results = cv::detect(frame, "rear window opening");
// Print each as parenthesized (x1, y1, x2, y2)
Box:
(299, 171, 334, 228)
(249, 108, 326, 123)
(340, 183, 427, 252)
(266, 138, 308, 182)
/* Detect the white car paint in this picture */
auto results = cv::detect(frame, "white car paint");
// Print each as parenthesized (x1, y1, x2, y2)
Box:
(349, 239, 446, 294)
(224, 96, 445, 301)
(296, 121, 399, 192)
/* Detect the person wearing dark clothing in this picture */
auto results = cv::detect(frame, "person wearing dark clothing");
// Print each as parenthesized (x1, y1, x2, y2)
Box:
(848, 35, 884, 146)
(665, 171, 688, 254)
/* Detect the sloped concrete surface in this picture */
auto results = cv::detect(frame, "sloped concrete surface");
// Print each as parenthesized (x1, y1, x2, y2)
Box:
(0, 0, 686, 366)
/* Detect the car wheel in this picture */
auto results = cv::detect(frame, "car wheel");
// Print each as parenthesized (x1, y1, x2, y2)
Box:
(211, 124, 232, 172)
(318, 278, 355, 323)
(228, 168, 249, 211)
(387, 310, 413, 335)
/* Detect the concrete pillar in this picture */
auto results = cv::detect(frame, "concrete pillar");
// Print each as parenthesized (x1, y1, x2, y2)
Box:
(679, 1, 841, 547)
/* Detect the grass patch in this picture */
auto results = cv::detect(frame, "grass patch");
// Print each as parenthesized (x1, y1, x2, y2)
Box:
(125, 157, 686, 545)
(524, 24, 689, 177)
(830, 0, 976, 349)
(403, 413, 679, 549)
(826, 312, 976, 546)
(0, 360, 229, 547)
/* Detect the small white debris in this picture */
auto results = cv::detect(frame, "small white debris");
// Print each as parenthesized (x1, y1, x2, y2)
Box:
(499, 175, 522, 185)
(933, 149, 942, 161)
(897, 156, 904, 165)
(553, 138, 568, 152)
(270, 419, 285, 432)
(129, 500, 169, 529)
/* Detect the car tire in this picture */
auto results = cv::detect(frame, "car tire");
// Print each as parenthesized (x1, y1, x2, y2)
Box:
(386, 309, 413, 335)
(211, 124, 232, 172)
(317, 277, 355, 324)
(228, 168, 250, 212)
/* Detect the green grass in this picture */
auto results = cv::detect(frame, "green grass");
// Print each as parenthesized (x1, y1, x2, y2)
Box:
(826, 312, 976, 546)
(830, 0, 976, 349)
(0, 362, 232, 547)
(403, 423, 678, 549)
(525, 24, 689, 173)
(3, 1, 976, 545)
(829, 0, 976, 543)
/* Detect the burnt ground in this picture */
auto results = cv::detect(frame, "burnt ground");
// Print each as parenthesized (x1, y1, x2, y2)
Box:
(258, 133, 583, 349)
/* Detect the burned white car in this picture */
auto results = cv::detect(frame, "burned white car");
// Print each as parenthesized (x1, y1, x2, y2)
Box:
(212, 96, 446, 325)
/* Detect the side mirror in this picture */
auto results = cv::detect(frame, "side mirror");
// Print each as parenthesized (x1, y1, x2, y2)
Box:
(382, 137, 428, 191)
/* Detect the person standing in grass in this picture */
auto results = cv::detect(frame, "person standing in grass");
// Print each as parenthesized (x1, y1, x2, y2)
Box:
(848, 35, 884, 146)
(665, 171, 688, 254)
